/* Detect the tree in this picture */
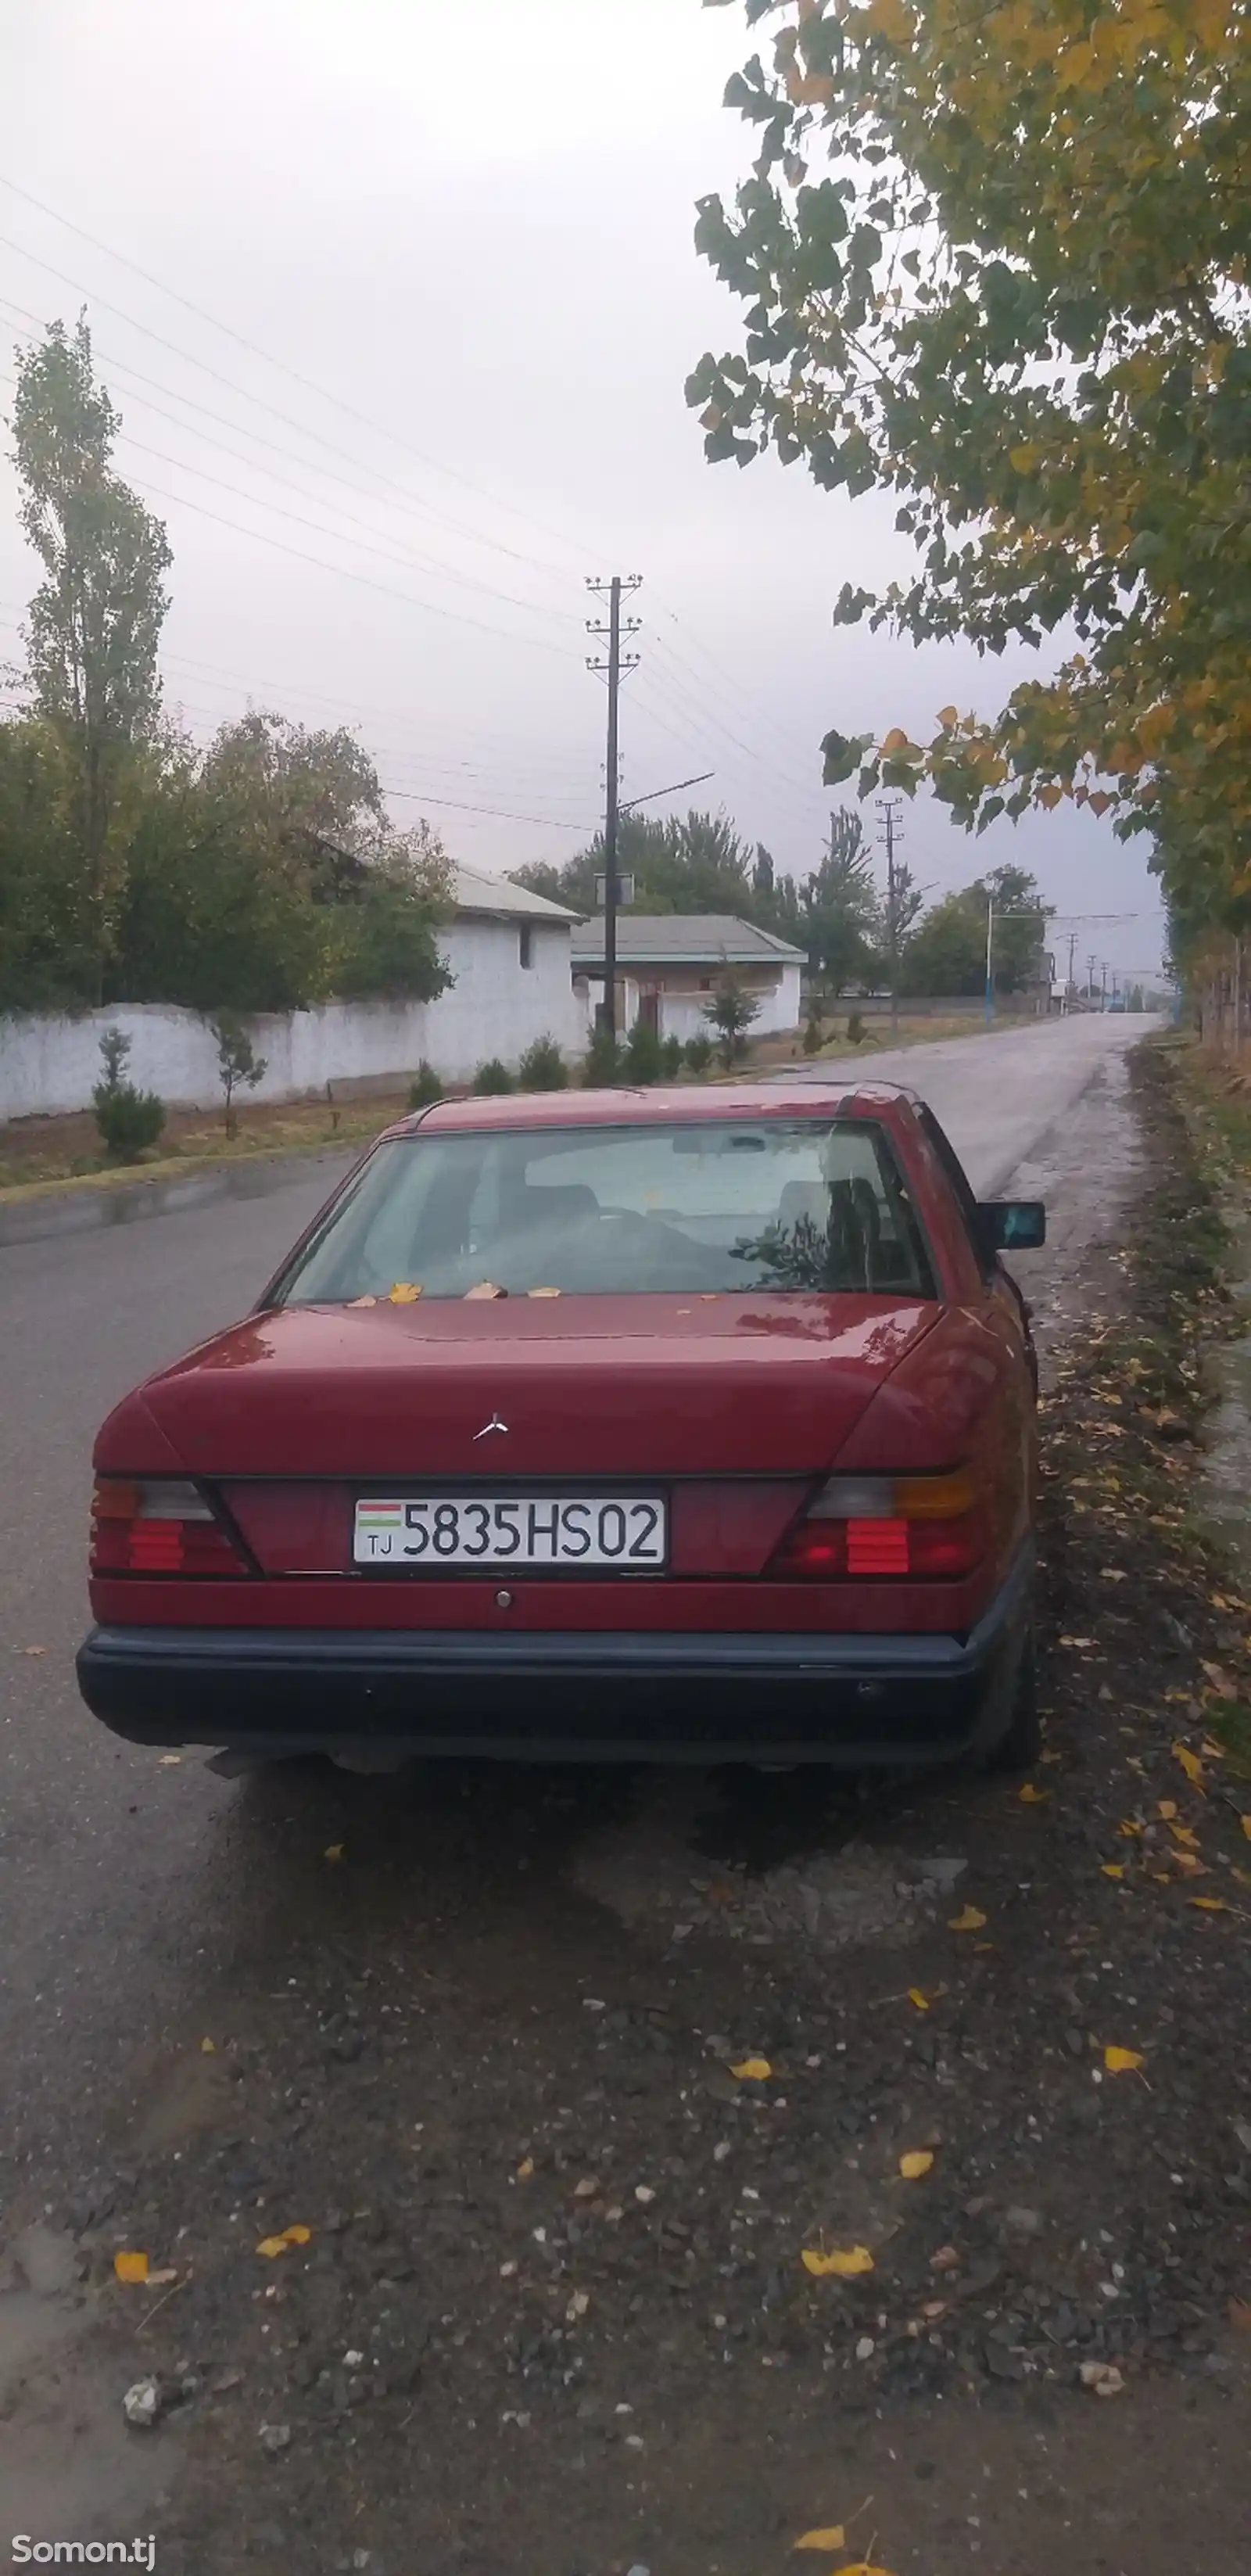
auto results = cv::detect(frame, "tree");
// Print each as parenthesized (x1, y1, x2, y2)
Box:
(12, 318, 171, 996)
(898, 866, 1048, 997)
(691, 1, 1251, 938)
(513, 806, 758, 918)
(210, 1011, 267, 1139)
(112, 716, 453, 1013)
(703, 971, 762, 1065)
(798, 808, 881, 995)
(0, 714, 95, 1009)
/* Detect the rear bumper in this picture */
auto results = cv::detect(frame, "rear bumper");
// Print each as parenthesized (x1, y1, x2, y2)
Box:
(77, 1551, 1033, 1766)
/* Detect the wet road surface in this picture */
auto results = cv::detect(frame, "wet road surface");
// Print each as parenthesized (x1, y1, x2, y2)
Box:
(5, 1009, 1219, 2570)
(0, 1015, 1151, 2180)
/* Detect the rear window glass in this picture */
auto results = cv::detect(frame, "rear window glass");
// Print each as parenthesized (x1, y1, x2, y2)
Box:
(272, 1119, 937, 1304)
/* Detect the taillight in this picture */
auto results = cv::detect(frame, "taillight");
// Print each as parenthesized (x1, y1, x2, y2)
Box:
(769, 1470, 984, 1580)
(90, 1479, 247, 1577)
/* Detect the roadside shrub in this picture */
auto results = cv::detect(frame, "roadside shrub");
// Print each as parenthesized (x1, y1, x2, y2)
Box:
(517, 1034, 568, 1091)
(473, 1057, 514, 1095)
(582, 1024, 622, 1086)
(209, 1009, 268, 1139)
(846, 1010, 866, 1046)
(684, 1032, 714, 1074)
(623, 1018, 664, 1085)
(703, 974, 762, 1069)
(660, 1034, 685, 1079)
(407, 1061, 443, 1109)
(91, 1030, 167, 1161)
(802, 1011, 824, 1055)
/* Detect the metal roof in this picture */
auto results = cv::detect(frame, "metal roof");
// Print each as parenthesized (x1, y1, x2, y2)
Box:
(570, 913, 805, 968)
(453, 863, 581, 924)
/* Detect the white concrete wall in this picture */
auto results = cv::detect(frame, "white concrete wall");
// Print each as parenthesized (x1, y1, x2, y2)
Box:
(0, 919, 582, 1120)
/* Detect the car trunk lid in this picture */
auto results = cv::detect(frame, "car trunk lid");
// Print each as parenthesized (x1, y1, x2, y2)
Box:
(138, 1293, 941, 1480)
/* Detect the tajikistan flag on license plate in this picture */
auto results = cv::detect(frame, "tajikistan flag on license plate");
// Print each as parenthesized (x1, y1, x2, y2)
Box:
(357, 1501, 405, 1531)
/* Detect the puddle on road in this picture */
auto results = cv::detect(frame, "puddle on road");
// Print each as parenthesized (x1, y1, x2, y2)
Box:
(569, 1775, 960, 1954)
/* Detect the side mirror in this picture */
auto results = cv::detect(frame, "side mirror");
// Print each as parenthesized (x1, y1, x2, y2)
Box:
(977, 1200, 1046, 1254)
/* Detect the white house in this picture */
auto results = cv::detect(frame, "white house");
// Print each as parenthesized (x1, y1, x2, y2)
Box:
(0, 864, 584, 1121)
(571, 914, 805, 1044)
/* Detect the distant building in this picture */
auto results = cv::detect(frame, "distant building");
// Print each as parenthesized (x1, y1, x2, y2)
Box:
(571, 914, 805, 1043)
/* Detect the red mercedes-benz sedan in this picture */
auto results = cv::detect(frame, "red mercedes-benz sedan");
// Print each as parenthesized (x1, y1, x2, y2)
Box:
(77, 1080, 1045, 1770)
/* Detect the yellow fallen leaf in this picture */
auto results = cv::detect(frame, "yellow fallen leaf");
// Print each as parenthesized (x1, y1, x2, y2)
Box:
(1118, 1819, 1143, 1837)
(948, 1904, 986, 1932)
(1190, 1896, 1231, 1913)
(802, 2244, 874, 2279)
(830, 2564, 897, 2576)
(899, 2151, 934, 2180)
(907, 1987, 930, 2011)
(1167, 1821, 1199, 1850)
(517, 2156, 535, 2180)
(324, 1842, 344, 1862)
(388, 1281, 422, 1304)
(1103, 2046, 1144, 2074)
(1101, 1864, 1124, 1879)
(794, 2530, 846, 2553)
(1157, 1799, 1178, 1821)
(255, 2226, 312, 2258)
(1018, 1783, 1050, 1804)
(1173, 1742, 1207, 1792)
(729, 2057, 772, 2081)
(113, 2251, 149, 2284)
(1242, 1816, 1251, 1842)
(1200, 1661, 1239, 1700)
(200, 2036, 216, 2053)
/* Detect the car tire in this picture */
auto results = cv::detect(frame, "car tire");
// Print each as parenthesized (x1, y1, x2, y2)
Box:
(986, 1623, 1041, 1773)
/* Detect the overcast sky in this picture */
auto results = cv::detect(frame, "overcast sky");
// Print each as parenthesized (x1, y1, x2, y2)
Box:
(0, 0, 1165, 984)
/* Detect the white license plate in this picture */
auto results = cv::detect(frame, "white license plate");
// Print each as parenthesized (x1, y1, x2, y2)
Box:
(353, 1493, 668, 1569)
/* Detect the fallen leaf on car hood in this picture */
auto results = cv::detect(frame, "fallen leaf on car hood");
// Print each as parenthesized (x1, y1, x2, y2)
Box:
(1018, 1783, 1050, 1804)
(898, 2152, 934, 2180)
(388, 1281, 422, 1304)
(1173, 1742, 1207, 1792)
(1103, 2046, 1144, 2074)
(793, 2527, 845, 2552)
(113, 2251, 149, 2284)
(948, 1905, 986, 1932)
(729, 2057, 772, 2081)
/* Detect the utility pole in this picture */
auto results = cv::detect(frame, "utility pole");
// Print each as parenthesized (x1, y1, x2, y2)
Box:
(876, 795, 904, 1039)
(1100, 960, 1108, 1012)
(1088, 953, 1098, 1006)
(1065, 930, 1078, 1005)
(586, 575, 642, 1038)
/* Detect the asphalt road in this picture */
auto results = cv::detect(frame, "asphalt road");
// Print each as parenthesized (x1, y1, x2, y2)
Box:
(0, 1013, 1153, 2182)
(0, 1010, 1179, 2560)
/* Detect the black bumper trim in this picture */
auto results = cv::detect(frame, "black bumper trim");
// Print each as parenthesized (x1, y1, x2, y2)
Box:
(78, 1549, 1033, 1766)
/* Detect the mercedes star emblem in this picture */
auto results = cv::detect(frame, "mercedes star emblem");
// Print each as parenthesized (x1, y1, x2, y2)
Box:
(473, 1414, 509, 1440)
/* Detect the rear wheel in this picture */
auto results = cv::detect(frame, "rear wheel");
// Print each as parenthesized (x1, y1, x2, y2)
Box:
(986, 1623, 1040, 1773)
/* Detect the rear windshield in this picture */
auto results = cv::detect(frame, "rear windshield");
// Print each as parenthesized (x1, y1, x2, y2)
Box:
(272, 1118, 937, 1304)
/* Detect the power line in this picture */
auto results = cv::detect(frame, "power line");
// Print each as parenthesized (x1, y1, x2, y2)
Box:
(0, 228, 597, 602)
(0, 178, 603, 575)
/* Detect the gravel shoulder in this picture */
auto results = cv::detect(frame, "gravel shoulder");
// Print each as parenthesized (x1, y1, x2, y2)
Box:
(2, 1038, 1249, 2576)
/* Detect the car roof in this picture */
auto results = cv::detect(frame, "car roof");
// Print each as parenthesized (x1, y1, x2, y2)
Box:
(385, 1080, 920, 1139)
